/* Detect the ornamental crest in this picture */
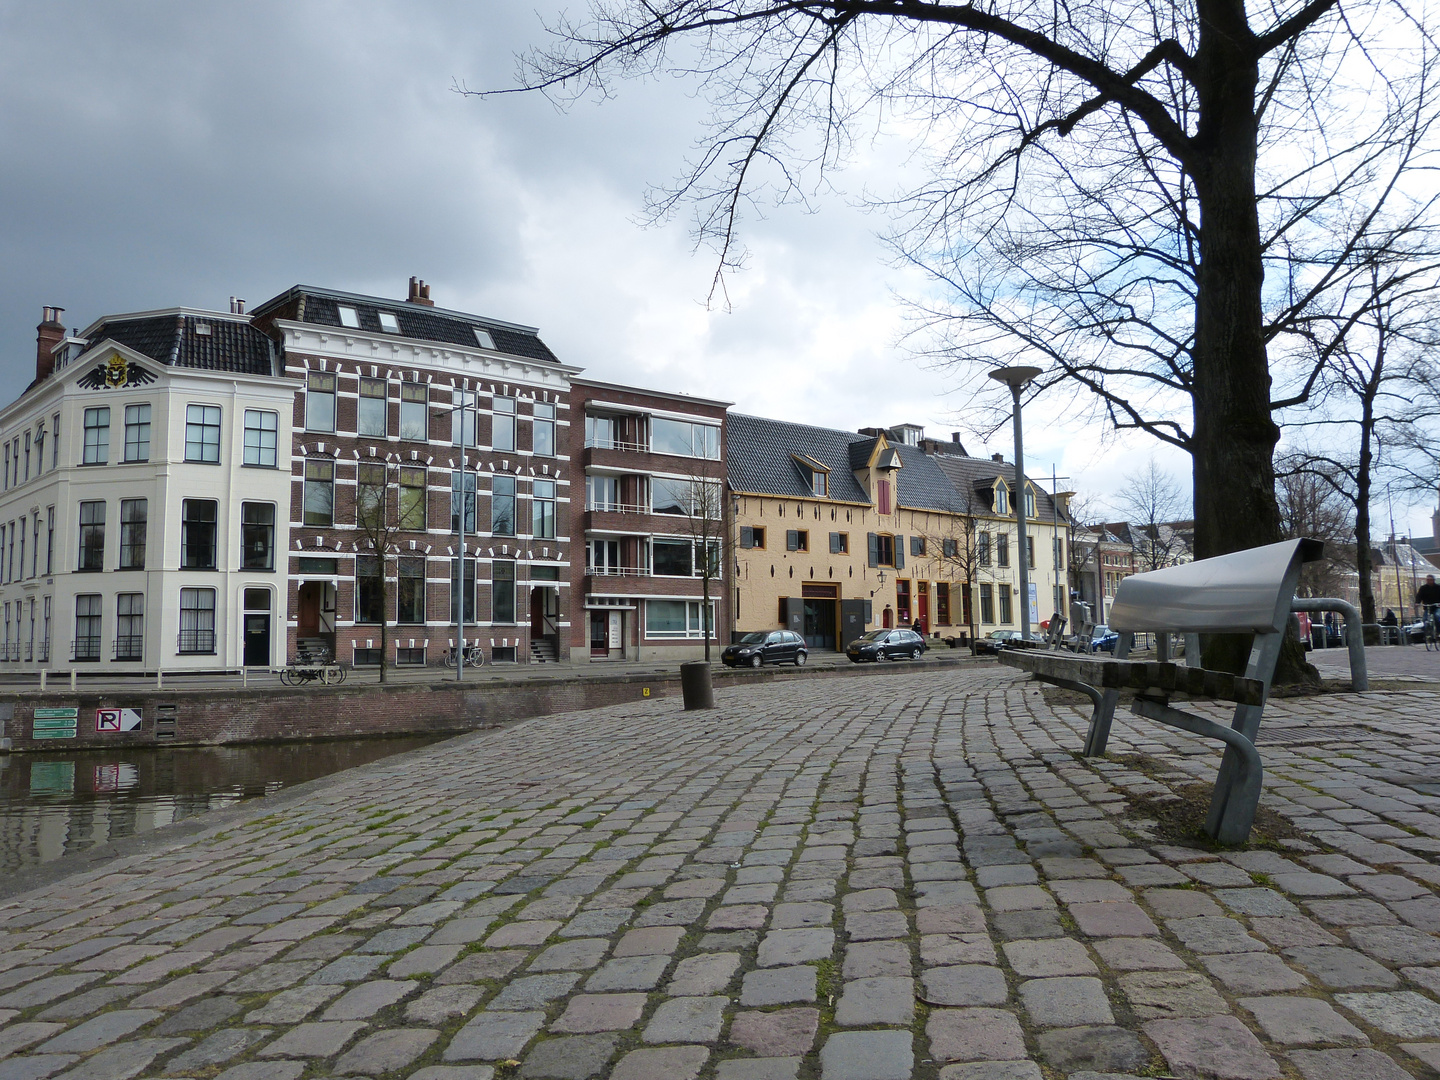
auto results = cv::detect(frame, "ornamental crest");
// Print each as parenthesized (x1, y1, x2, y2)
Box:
(77, 352, 157, 390)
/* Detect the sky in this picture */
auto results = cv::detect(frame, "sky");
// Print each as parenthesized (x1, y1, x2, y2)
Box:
(0, 1, 1431, 538)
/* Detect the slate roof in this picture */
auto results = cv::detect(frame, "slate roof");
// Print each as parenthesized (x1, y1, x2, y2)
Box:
(726, 413, 872, 503)
(891, 443, 966, 513)
(251, 286, 561, 365)
(932, 454, 1065, 521)
(85, 313, 276, 376)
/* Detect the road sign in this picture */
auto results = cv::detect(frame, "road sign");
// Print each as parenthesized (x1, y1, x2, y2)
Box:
(96, 708, 142, 733)
(33, 707, 77, 740)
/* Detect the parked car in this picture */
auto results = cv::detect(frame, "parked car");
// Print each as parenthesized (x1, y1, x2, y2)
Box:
(847, 628, 927, 662)
(1090, 625, 1119, 652)
(722, 630, 808, 668)
(974, 630, 1024, 655)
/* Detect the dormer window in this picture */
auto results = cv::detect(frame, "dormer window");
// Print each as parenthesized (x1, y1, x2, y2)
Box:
(995, 485, 1009, 515)
(1025, 489, 1037, 518)
(378, 311, 400, 333)
(792, 454, 829, 498)
(474, 328, 496, 349)
(337, 305, 360, 329)
(194, 321, 212, 336)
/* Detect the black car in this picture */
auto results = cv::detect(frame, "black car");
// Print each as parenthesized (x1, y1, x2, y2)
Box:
(975, 630, 1024, 655)
(722, 630, 808, 668)
(847, 628, 927, 662)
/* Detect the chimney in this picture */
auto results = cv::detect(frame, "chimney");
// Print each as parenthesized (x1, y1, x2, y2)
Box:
(35, 306, 66, 384)
(229, 297, 246, 314)
(407, 277, 435, 306)
(991, 452, 1005, 463)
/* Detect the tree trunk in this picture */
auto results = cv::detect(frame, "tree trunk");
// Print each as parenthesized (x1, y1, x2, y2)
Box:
(1355, 401, 1377, 627)
(702, 571, 712, 662)
(379, 570, 389, 685)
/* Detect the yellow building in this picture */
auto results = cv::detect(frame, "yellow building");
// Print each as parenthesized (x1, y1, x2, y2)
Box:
(725, 415, 1071, 651)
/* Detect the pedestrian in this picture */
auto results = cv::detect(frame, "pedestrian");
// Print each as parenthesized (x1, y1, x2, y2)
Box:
(911, 618, 923, 636)
(1382, 609, 1399, 627)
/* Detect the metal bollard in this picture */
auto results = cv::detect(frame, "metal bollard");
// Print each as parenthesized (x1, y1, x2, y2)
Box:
(69, 669, 76, 690)
(1292, 598, 1368, 691)
(157, 668, 163, 689)
(38, 669, 46, 691)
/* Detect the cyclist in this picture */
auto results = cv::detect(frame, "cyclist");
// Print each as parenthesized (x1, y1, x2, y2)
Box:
(1416, 575, 1440, 643)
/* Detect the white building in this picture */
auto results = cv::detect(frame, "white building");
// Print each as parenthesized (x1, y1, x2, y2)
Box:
(0, 305, 293, 670)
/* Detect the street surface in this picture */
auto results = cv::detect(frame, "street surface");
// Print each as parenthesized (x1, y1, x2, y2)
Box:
(0, 667, 1438, 1080)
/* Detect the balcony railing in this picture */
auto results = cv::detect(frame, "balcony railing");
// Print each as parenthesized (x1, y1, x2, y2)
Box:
(37, 639, 49, 663)
(72, 636, 101, 661)
(585, 438, 649, 453)
(177, 629, 216, 655)
(24, 642, 32, 661)
(585, 502, 650, 515)
(586, 566, 652, 577)
(114, 635, 144, 661)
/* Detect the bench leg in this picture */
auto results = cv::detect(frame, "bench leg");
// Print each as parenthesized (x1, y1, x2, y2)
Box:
(1132, 696, 1264, 844)
(1083, 689, 1119, 757)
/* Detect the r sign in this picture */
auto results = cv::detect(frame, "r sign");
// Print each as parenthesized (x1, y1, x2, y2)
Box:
(95, 708, 143, 733)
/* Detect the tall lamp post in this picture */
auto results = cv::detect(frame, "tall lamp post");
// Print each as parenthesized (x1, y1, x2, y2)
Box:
(988, 366, 1043, 642)
(436, 395, 477, 681)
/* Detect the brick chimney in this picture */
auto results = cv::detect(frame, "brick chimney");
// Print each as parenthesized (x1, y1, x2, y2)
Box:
(991, 452, 1005, 463)
(35, 306, 66, 384)
(407, 277, 434, 306)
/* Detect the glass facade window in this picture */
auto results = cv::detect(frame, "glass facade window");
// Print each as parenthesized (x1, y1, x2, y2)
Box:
(651, 417, 720, 458)
(78, 501, 105, 571)
(303, 460, 335, 526)
(584, 414, 614, 449)
(652, 539, 692, 577)
(74, 594, 102, 660)
(243, 409, 278, 466)
(399, 467, 427, 530)
(119, 498, 147, 569)
(115, 593, 143, 660)
(398, 557, 425, 623)
(306, 371, 336, 432)
(181, 499, 218, 569)
(358, 377, 388, 437)
(83, 407, 109, 465)
(532, 479, 556, 538)
(124, 403, 151, 462)
(492, 560, 516, 623)
(242, 502, 275, 570)
(179, 588, 216, 653)
(491, 475, 516, 535)
(492, 396, 516, 451)
(399, 382, 428, 441)
(651, 477, 691, 516)
(586, 474, 618, 511)
(645, 600, 716, 638)
(185, 404, 221, 463)
(532, 402, 555, 457)
(355, 555, 383, 623)
(451, 471, 476, 532)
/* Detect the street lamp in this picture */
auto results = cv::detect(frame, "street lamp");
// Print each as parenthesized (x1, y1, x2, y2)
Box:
(435, 396, 477, 681)
(989, 365, 1043, 641)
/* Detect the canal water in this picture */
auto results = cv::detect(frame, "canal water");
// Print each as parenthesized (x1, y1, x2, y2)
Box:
(0, 736, 448, 873)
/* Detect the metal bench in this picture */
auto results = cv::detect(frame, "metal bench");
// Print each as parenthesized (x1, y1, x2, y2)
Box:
(1000, 538, 1323, 844)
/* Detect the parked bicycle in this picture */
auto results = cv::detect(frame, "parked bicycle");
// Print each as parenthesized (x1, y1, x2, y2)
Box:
(1426, 604, 1439, 652)
(280, 645, 347, 686)
(443, 642, 485, 668)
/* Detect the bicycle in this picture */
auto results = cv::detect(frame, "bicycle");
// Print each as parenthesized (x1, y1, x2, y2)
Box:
(279, 645, 347, 686)
(1425, 604, 1439, 652)
(443, 643, 485, 668)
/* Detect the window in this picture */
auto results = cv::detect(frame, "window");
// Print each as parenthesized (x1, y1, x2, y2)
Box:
(451, 389, 477, 446)
(123, 404, 151, 462)
(999, 587, 1013, 623)
(651, 417, 720, 459)
(943, 538, 958, 558)
(119, 499, 147, 569)
(400, 382, 428, 441)
(243, 409, 277, 466)
(185, 404, 221, 463)
(995, 485, 1009, 514)
(533, 402, 556, 457)
(83, 407, 109, 464)
(337, 305, 360, 328)
(491, 474, 516, 535)
(398, 557, 425, 623)
(30, 514, 39, 577)
(872, 533, 895, 567)
(474, 328, 496, 349)
(303, 460, 335, 526)
(911, 536, 926, 556)
(450, 558, 476, 621)
(493, 560, 516, 623)
(492, 396, 516, 451)
(74, 594, 102, 660)
(980, 584, 995, 624)
(652, 539, 693, 576)
(16, 526, 23, 583)
(4, 443, 9, 487)
(358, 378, 388, 437)
(652, 476, 700, 516)
(356, 555, 383, 623)
(829, 532, 848, 554)
(181, 499, 218, 569)
(997, 533, 1010, 567)
(34, 427, 44, 474)
(877, 478, 893, 515)
(1027, 535, 1036, 568)
(23, 431, 30, 480)
(115, 594, 143, 661)
(51, 413, 59, 468)
(399, 467, 427, 530)
(532, 479, 556, 538)
(178, 588, 216, 653)
(378, 311, 400, 333)
(451, 471, 477, 532)
(584, 414, 614, 449)
(357, 462, 386, 531)
(645, 600, 717, 638)
(1054, 536, 1065, 565)
(306, 372, 336, 432)
(586, 474, 618, 511)
(78, 501, 105, 571)
(786, 529, 809, 552)
(811, 470, 828, 497)
(740, 525, 766, 549)
(897, 579, 911, 623)
(242, 503, 275, 570)
(298, 557, 338, 574)
(978, 532, 991, 566)
(937, 583, 951, 624)
(1026, 489, 1037, 518)
(45, 506, 53, 575)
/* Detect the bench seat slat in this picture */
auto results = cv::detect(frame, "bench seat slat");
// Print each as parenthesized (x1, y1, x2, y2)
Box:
(998, 650, 1265, 706)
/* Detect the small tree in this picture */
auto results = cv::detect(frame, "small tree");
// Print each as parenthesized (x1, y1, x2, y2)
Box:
(678, 473, 725, 661)
(1275, 453, 1357, 600)
(1109, 459, 1190, 572)
(920, 487, 987, 655)
(355, 460, 405, 684)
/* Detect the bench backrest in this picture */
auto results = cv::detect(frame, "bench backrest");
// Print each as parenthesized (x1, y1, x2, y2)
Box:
(1108, 538, 1323, 635)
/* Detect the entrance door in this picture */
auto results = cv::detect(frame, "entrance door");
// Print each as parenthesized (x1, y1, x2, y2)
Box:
(244, 613, 270, 667)
(590, 611, 608, 657)
(840, 599, 866, 649)
(298, 582, 322, 639)
(802, 600, 837, 650)
(917, 582, 930, 635)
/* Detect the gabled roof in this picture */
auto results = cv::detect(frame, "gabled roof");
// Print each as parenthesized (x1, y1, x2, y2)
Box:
(892, 443, 966, 513)
(931, 455, 1066, 521)
(726, 413, 871, 503)
(848, 437, 878, 472)
(250, 285, 560, 365)
(83, 311, 276, 377)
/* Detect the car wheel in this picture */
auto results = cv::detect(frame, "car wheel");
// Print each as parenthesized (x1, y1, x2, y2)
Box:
(795, 651, 807, 667)
(749, 654, 762, 669)
(910, 648, 921, 660)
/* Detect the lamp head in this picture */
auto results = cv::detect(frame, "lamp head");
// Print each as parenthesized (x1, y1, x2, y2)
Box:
(988, 365, 1044, 389)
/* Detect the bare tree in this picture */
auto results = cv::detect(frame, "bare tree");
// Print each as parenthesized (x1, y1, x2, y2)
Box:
(354, 460, 407, 684)
(497, 0, 1440, 584)
(676, 474, 726, 660)
(1109, 459, 1190, 572)
(918, 489, 987, 654)
(1275, 452, 1358, 599)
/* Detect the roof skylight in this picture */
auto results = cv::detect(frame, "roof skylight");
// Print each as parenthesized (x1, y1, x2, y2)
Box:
(337, 306, 359, 329)
(378, 312, 400, 333)
(474, 328, 496, 350)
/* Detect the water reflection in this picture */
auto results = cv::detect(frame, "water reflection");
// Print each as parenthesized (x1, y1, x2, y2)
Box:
(0, 736, 446, 873)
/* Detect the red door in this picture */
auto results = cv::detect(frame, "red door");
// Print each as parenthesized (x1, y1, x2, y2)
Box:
(917, 583, 930, 635)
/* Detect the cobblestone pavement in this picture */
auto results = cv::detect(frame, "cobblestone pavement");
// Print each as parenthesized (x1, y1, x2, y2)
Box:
(1, 668, 1439, 1080)
(1311, 646, 1440, 683)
